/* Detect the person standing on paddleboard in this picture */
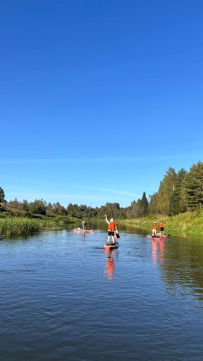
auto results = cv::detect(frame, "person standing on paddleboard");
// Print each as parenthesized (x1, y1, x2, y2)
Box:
(159, 221, 164, 235)
(82, 220, 86, 230)
(113, 219, 118, 232)
(113, 218, 120, 238)
(152, 222, 157, 238)
(105, 215, 116, 244)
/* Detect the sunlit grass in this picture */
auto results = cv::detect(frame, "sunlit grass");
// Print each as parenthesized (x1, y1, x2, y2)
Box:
(121, 210, 203, 235)
(0, 217, 74, 238)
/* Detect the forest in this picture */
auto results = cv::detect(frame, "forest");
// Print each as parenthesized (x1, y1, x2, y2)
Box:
(1, 161, 203, 220)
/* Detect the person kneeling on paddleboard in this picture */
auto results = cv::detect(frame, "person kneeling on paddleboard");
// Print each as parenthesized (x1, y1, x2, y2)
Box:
(152, 222, 157, 238)
(105, 215, 116, 244)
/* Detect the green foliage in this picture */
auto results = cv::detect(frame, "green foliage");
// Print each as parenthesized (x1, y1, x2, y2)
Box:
(184, 162, 203, 210)
(126, 193, 149, 218)
(156, 167, 177, 214)
(0, 216, 75, 238)
(0, 187, 6, 203)
(29, 199, 47, 215)
(140, 192, 149, 216)
(168, 191, 180, 216)
(1, 160, 203, 234)
(0, 218, 42, 237)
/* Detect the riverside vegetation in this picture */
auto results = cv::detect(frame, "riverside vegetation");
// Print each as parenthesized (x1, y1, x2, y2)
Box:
(1, 161, 203, 237)
(121, 210, 203, 235)
(0, 217, 73, 238)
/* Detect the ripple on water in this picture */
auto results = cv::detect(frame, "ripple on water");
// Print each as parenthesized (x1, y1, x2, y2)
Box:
(0, 230, 203, 360)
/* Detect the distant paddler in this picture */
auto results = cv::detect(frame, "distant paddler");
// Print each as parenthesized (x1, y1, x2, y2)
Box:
(82, 220, 86, 230)
(152, 222, 157, 238)
(159, 221, 164, 235)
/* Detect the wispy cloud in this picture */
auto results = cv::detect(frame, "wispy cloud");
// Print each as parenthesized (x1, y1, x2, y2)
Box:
(0, 154, 200, 165)
(78, 185, 140, 197)
(6, 185, 140, 198)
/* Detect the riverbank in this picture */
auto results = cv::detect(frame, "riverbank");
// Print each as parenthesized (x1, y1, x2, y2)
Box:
(119, 210, 203, 235)
(1, 209, 203, 237)
(0, 216, 75, 238)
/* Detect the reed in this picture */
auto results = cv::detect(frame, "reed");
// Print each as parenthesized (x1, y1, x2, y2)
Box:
(0, 218, 43, 237)
(0, 216, 75, 237)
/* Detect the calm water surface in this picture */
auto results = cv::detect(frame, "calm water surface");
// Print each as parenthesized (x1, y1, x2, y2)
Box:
(0, 225, 203, 360)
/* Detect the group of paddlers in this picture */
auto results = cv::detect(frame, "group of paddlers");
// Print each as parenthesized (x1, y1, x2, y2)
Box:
(82, 216, 118, 244)
(81, 217, 165, 242)
(152, 221, 165, 237)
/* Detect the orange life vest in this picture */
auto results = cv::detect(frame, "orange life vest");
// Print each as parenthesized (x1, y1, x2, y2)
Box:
(114, 220, 117, 227)
(160, 222, 164, 228)
(108, 222, 115, 231)
(152, 223, 157, 230)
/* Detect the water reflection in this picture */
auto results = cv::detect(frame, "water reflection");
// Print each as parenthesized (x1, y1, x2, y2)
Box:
(157, 238, 203, 302)
(1, 228, 203, 361)
(152, 239, 165, 265)
(104, 249, 116, 280)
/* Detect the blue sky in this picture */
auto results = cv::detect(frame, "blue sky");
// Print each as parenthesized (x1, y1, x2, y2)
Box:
(1, 0, 203, 208)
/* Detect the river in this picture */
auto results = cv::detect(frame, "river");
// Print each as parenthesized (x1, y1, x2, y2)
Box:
(0, 224, 203, 360)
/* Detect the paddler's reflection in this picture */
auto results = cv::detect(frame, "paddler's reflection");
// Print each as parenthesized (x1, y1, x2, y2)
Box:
(159, 239, 164, 264)
(105, 249, 115, 280)
(152, 239, 165, 265)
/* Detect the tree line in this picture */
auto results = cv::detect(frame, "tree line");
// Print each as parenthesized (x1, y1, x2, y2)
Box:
(1, 161, 203, 218)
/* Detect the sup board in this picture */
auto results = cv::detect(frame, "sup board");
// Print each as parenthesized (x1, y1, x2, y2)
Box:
(157, 233, 167, 238)
(104, 241, 119, 250)
(147, 235, 162, 241)
(73, 229, 94, 232)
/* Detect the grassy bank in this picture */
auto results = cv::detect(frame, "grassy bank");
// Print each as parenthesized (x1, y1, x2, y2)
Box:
(0, 216, 75, 238)
(119, 210, 203, 235)
(1, 210, 203, 237)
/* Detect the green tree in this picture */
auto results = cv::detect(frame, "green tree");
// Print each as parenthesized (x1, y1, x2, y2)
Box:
(0, 187, 5, 203)
(140, 192, 149, 216)
(168, 168, 187, 215)
(157, 167, 177, 214)
(29, 199, 47, 215)
(148, 193, 159, 214)
(22, 200, 29, 212)
(184, 161, 203, 210)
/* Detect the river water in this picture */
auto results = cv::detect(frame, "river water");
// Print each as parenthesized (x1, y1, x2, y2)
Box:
(0, 225, 203, 361)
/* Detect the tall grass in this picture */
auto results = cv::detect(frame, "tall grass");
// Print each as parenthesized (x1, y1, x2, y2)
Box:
(0, 216, 75, 238)
(0, 217, 66, 237)
(120, 210, 203, 235)
(0, 218, 43, 237)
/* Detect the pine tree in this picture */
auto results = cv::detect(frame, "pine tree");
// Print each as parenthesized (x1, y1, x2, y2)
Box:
(0, 187, 5, 203)
(168, 168, 187, 215)
(157, 168, 177, 214)
(140, 192, 149, 216)
(184, 161, 203, 210)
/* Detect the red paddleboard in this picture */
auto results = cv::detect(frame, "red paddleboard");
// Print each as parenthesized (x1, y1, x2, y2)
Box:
(104, 242, 119, 250)
(73, 229, 93, 232)
(157, 233, 167, 238)
(147, 236, 162, 241)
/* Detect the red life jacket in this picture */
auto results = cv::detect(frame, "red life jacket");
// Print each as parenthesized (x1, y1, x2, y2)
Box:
(152, 223, 157, 230)
(108, 222, 115, 231)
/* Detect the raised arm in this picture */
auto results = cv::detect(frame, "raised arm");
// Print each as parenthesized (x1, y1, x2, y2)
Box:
(105, 214, 109, 224)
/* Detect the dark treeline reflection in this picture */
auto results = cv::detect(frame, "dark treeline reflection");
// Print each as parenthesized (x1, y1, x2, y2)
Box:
(158, 237, 203, 300)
